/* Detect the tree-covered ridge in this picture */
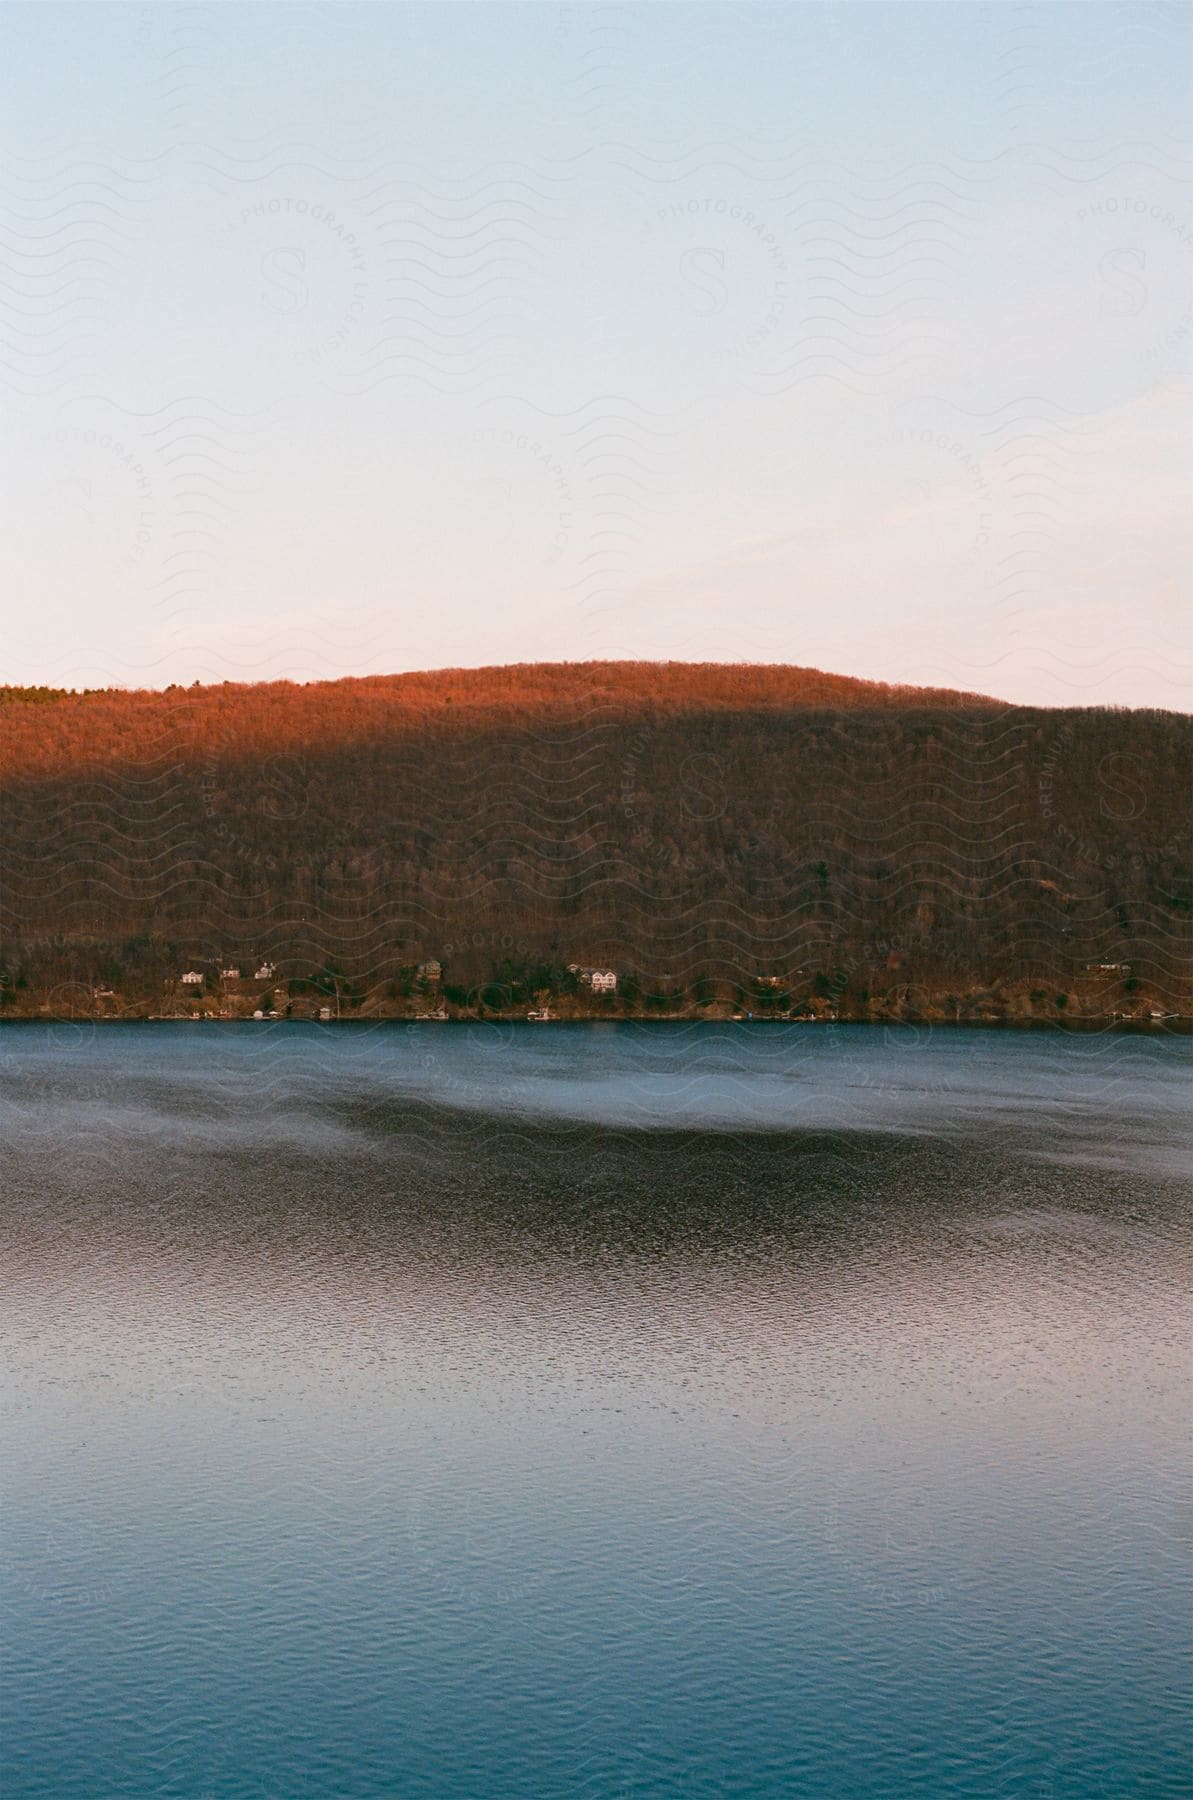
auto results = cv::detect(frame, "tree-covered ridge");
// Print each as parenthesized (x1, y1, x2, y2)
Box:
(1, 662, 1188, 1019)
(0, 662, 1002, 775)
(0, 685, 106, 706)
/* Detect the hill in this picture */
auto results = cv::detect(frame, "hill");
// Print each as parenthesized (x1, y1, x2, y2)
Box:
(1, 662, 1189, 1021)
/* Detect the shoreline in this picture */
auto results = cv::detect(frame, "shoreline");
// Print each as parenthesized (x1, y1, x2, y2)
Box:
(2, 1014, 1189, 1035)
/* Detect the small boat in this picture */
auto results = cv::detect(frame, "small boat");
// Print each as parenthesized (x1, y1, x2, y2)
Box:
(526, 1008, 551, 1022)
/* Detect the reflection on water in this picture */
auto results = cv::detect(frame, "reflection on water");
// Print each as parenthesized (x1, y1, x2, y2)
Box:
(3, 1018, 1188, 1177)
(1, 1025, 1190, 1798)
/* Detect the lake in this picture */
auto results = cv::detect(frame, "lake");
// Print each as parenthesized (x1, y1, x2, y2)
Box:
(2, 1022, 1190, 1797)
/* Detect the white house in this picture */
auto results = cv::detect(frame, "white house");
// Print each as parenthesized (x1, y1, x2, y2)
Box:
(417, 959, 442, 983)
(221, 967, 240, 980)
(588, 970, 617, 992)
(255, 962, 275, 980)
(180, 970, 204, 986)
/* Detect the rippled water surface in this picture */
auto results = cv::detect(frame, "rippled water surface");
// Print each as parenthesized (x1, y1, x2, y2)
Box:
(2, 1023, 1190, 1797)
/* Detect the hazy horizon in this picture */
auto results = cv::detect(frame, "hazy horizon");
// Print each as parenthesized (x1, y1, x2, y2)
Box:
(2, 3, 1190, 707)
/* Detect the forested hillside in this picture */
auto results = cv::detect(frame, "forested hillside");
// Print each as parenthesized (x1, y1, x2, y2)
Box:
(1, 663, 1189, 1020)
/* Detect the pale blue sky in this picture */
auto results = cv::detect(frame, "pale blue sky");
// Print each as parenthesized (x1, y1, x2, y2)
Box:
(2, 2, 1190, 704)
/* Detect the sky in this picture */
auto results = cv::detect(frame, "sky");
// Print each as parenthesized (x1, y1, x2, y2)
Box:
(1, 1, 1190, 706)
